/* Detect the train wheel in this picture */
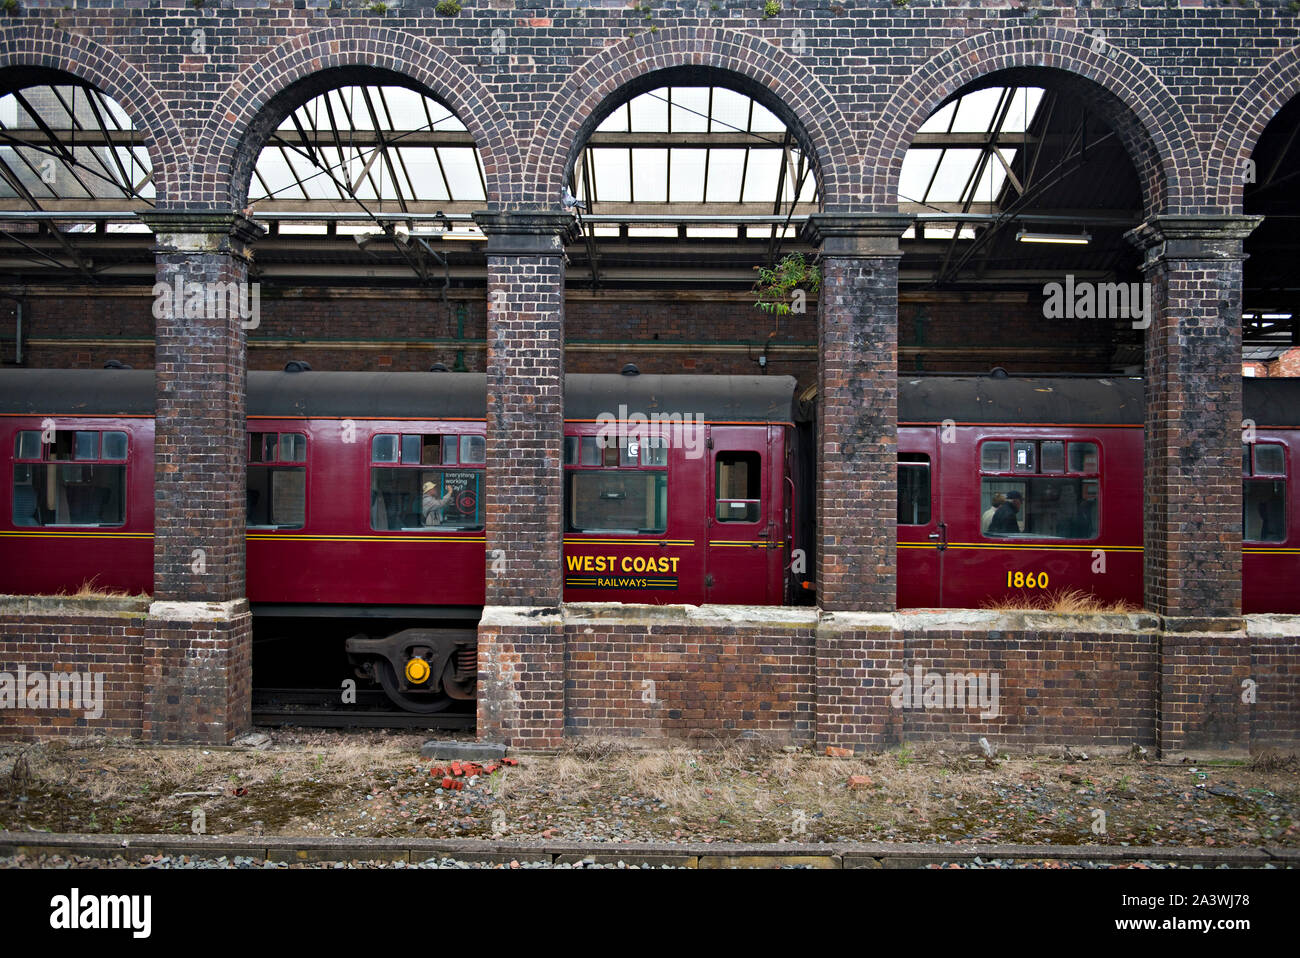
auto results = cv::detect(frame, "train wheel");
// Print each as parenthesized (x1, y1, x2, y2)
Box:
(374, 658, 454, 714)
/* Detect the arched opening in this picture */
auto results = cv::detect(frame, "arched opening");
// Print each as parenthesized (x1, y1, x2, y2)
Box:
(229, 68, 496, 717)
(892, 68, 1152, 612)
(558, 68, 825, 609)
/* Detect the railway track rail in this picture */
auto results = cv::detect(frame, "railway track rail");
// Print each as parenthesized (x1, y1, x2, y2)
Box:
(1, 832, 1296, 869)
(252, 688, 475, 730)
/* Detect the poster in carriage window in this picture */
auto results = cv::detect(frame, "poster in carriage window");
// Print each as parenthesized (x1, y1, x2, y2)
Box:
(429, 470, 481, 528)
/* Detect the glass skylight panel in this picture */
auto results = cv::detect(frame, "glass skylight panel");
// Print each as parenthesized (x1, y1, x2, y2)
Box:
(710, 88, 751, 133)
(950, 87, 1005, 133)
(741, 149, 783, 203)
(383, 86, 434, 129)
(630, 148, 668, 203)
(749, 100, 784, 133)
(1000, 88, 1044, 134)
(972, 148, 1016, 202)
(667, 88, 710, 132)
(592, 147, 631, 202)
(796, 158, 817, 202)
(596, 102, 630, 133)
(928, 148, 982, 203)
(899, 149, 942, 203)
(918, 100, 957, 134)
(629, 91, 669, 132)
(704, 149, 746, 202)
(438, 147, 486, 200)
(331, 88, 374, 130)
(667, 148, 707, 202)
(396, 148, 449, 201)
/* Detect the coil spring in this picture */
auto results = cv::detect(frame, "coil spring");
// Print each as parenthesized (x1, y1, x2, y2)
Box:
(457, 645, 477, 678)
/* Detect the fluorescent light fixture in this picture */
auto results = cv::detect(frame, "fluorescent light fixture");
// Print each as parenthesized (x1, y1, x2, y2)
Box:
(1015, 229, 1091, 246)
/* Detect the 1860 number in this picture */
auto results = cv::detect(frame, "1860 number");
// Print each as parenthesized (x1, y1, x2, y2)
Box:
(1007, 571, 1049, 589)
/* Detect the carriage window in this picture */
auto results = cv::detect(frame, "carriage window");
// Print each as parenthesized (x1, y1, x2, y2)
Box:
(981, 441, 1011, 472)
(460, 435, 486, 464)
(565, 434, 669, 535)
(567, 471, 668, 534)
(1244, 442, 1287, 542)
(247, 432, 306, 529)
(370, 432, 483, 531)
(371, 434, 398, 463)
(898, 454, 932, 525)
(1253, 443, 1285, 476)
(715, 451, 760, 523)
(14, 430, 41, 460)
(980, 438, 1100, 539)
(1040, 441, 1064, 473)
(12, 429, 127, 528)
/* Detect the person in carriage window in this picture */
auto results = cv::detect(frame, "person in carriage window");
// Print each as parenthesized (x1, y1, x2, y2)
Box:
(987, 490, 1023, 535)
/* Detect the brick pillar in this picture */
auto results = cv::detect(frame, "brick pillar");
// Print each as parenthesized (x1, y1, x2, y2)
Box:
(1126, 214, 1261, 756)
(802, 214, 911, 613)
(139, 211, 263, 744)
(471, 210, 578, 748)
(801, 214, 910, 751)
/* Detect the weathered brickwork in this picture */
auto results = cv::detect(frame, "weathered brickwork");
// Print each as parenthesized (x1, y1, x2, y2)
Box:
(2, 4, 1299, 745)
(6, 289, 1116, 383)
(476, 608, 565, 750)
(474, 607, 1297, 752)
(564, 608, 817, 743)
(806, 215, 910, 613)
(145, 214, 262, 604)
(1129, 217, 1260, 621)
(1158, 627, 1252, 755)
(0, 603, 147, 738)
(0, 597, 251, 745)
(142, 600, 253, 746)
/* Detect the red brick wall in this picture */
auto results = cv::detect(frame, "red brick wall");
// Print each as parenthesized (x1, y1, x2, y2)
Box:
(3, 289, 1118, 390)
(0, 604, 146, 738)
(0, 597, 251, 745)
(564, 612, 816, 744)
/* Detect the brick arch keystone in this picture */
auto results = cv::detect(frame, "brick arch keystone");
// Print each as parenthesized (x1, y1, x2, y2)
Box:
(868, 27, 1203, 217)
(198, 28, 516, 209)
(525, 27, 861, 210)
(0, 26, 185, 203)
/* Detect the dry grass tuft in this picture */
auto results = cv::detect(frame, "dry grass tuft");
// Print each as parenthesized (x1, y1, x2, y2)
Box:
(1249, 749, 1299, 773)
(50, 577, 149, 600)
(982, 588, 1139, 614)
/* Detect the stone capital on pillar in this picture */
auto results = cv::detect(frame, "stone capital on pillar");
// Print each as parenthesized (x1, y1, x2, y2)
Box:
(1124, 214, 1262, 267)
(141, 209, 265, 257)
(801, 213, 914, 257)
(472, 208, 580, 255)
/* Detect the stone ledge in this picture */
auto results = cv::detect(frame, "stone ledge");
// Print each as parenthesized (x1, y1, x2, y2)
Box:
(147, 599, 251, 622)
(0, 594, 150, 618)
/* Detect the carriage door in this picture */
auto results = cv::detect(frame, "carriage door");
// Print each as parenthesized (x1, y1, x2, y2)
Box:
(705, 428, 773, 604)
(897, 426, 943, 608)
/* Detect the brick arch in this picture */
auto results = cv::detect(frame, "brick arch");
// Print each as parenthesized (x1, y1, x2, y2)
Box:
(1211, 44, 1300, 212)
(196, 28, 516, 209)
(868, 27, 1202, 217)
(525, 27, 861, 210)
(0, 26, 184, 202)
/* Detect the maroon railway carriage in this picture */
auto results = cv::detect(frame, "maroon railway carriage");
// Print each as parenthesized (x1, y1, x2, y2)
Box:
(1, 368, 1297, 711)
(895, 375, 1299, 613)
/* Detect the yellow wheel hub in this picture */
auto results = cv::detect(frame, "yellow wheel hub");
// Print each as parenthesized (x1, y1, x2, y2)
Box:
(404, 657, 431, 685)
